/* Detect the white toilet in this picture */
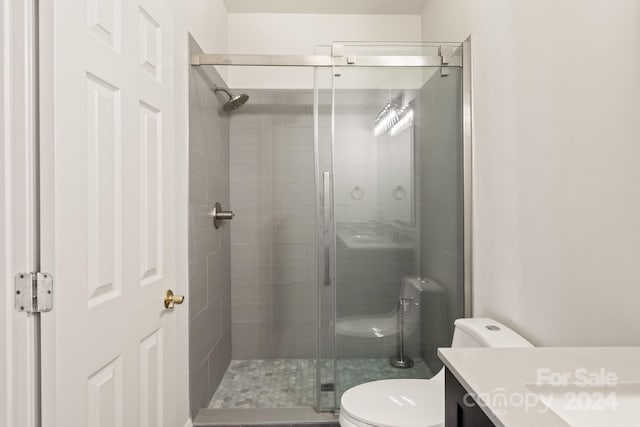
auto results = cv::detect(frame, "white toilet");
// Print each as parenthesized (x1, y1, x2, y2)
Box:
(339, 318, 533, 427)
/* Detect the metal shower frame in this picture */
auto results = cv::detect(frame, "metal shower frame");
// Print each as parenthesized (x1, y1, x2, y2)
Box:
(191, 39, 474, 414)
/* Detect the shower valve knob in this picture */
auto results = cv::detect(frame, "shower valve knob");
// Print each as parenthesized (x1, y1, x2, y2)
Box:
(211, 202, 235, 229)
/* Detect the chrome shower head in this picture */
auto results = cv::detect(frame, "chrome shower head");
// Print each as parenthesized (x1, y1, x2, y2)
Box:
(224, 93, 249, 112)
(213, 85, 249, 112)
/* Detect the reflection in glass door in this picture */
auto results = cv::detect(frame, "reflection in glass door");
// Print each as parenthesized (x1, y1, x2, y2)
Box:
(315, 43, 467, 410)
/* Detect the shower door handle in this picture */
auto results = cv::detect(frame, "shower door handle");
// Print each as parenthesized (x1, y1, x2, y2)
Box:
(322, 172, 332, 286)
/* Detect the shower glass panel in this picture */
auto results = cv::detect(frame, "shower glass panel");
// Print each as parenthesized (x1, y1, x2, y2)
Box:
(207, 67, 322, 411)
(190, 42, 468, 420)
(313, 48, 336, 411)
(316, 43, 466, 409)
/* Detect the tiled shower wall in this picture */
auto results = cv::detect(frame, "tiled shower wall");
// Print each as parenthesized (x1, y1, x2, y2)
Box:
(229, 90, 318, 359)
(188, 36, 232, 416)
(414, 69, 464, 371)
(227, 89, 423, 361)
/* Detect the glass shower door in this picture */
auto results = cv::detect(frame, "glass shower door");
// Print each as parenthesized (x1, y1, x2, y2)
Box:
(314, 47, 337, 412)
(316, 43, 466, 410)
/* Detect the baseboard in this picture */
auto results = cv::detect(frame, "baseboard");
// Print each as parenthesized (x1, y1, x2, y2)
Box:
(184, 418, 194, 427)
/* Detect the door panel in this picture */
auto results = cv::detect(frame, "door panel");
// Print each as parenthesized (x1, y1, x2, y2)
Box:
(41, 0, 176, 426)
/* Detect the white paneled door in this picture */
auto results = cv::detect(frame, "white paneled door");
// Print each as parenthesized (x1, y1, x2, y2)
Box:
(40, 0, 179, 426)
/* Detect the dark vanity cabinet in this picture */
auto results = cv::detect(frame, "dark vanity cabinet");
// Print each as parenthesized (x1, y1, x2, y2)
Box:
(445, 369, 497, 427)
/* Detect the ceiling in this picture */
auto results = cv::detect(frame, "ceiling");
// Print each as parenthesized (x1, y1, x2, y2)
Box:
(222, 0, 429, 15)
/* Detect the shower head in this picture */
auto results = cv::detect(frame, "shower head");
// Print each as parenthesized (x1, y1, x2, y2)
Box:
(213, 85, 249, 112)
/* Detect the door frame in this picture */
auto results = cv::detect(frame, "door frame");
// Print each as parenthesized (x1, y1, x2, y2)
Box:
(1, 0, 42, 426)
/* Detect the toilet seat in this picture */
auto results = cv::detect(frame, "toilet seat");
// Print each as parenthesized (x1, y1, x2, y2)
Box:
(340, 379, 444, 427)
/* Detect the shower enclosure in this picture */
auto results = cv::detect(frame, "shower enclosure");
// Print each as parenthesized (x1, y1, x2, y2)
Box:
(189, 40, 471, 420)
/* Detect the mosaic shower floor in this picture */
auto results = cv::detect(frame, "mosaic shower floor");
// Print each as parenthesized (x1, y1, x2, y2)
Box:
(208, 358, 433, 409)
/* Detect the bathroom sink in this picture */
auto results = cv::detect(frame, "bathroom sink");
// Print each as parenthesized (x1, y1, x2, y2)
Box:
(351, 233, 385, 243)
(336, 228, 413, 249)
(526, 382, 640, 426)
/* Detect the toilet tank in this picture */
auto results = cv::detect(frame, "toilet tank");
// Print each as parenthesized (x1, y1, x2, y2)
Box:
(451, 318, 533, 348)
(400, 277, 445, 336)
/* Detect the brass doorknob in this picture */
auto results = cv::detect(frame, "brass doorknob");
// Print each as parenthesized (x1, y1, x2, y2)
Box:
(164, 289, 185, 309)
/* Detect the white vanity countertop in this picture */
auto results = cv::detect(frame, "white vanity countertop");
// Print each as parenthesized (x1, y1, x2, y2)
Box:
(438, 347, 640, 427)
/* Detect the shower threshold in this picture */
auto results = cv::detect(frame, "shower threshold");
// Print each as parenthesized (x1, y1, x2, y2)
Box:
(193, 407, 338, 427)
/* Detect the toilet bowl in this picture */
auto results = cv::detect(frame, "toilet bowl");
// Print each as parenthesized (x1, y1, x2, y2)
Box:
(339, 318, 533, 427)
(340, 378, 444, 427)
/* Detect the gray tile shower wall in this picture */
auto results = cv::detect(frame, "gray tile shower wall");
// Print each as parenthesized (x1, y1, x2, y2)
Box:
(229, 90, 318, 360)
(414, 69, 464, 372)
(189, 35, 232, 417)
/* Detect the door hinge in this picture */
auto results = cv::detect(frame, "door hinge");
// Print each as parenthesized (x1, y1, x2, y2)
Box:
(14, 272, 53, 313)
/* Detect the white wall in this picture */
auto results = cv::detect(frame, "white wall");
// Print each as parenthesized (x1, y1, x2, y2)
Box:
(227, 13, 422, 88)
(185, 0, 229, 81)
(185, 0, 228, 54)
(421, 0, 640, 346)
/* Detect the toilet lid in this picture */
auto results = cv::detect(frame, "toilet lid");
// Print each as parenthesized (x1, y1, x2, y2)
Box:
(341, 379, 443, 427)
